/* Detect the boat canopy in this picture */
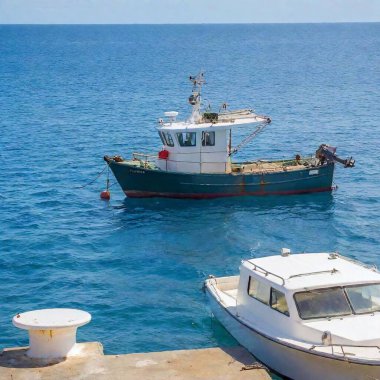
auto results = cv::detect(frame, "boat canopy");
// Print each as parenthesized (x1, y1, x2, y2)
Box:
(157, 73, 270, 132)
(158, 115, 270, 131)
(241, 252, 380, 291)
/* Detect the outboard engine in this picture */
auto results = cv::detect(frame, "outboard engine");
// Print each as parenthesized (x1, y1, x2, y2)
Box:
(316, 144, 355, 168)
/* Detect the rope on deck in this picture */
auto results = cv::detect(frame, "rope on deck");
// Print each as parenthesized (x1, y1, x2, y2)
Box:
(241, 362, 269, 371)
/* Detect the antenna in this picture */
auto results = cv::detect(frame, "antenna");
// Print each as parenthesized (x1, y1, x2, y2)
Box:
(189, 71, 206, 92)
(188, 71, 205, 123)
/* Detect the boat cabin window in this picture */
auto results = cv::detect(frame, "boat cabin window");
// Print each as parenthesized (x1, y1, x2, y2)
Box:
(248, 276, 270, 305)
(158, 131, 166, 145)
(177, 132, 196, 147)
(159, 131, 175, 147)
(248, 277, 290, 316)
(294, 287, 352, 320)
(345, 284, 380, 314)
(202, 131, 215, 146)
(271, 288, 290, 316)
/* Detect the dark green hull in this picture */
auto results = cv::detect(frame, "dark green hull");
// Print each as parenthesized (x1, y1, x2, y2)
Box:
(107, 160, 335, 199)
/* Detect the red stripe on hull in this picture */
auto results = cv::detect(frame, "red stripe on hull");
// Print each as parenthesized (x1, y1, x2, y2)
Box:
(125, 186, 333, 199)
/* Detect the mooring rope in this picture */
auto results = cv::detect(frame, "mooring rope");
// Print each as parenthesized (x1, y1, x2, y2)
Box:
(75, 164, 108, 189)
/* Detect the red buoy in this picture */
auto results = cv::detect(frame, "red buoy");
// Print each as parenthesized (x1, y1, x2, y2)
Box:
(158, 149, 169, 159)
(100, 190, 111, 200)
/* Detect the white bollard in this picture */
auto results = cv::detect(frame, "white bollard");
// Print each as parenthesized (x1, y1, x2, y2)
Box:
(12, 308, 91, 359)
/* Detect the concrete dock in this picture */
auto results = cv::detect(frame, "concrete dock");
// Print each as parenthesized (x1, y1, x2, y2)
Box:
(0, 343, 271, 380)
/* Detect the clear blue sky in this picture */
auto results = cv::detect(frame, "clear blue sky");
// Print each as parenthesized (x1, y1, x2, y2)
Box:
(0, 0, 379, 24)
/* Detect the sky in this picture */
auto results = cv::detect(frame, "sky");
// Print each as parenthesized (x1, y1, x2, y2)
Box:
(0, 0, 379, 24)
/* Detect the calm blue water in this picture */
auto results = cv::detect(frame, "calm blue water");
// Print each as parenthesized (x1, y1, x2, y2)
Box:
(0, 24, 379, 378)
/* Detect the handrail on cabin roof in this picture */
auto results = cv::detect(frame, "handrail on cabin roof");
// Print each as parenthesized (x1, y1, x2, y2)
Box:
(288, 269, 339, 279)
(246, 262, 338, 285)
(244, 261, 286, 285)
(244, 253, 380, 287)
(330, 252, 378, 272)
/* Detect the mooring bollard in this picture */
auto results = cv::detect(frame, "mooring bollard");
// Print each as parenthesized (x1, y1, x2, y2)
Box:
(12, 308, 91, 359)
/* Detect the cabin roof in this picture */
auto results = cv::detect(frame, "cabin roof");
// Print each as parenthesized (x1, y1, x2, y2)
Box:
(158, 115, 269, 131)
(242, 253, 380, 291)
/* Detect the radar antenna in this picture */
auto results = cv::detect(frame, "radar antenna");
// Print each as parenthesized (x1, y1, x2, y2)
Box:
(189, 71, 206, 91)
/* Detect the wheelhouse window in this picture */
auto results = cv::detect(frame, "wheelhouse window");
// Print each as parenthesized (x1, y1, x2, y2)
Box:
(202, 131, 215, 146)
(271, 288, 290, 316)
(294, 287, 351, 320)
(248, 276, 270, 305)
(160, 131, 174, 147)
(346, 284, 380, 314)
(158, 131, 166, 145)
(177, 132, 196, 147)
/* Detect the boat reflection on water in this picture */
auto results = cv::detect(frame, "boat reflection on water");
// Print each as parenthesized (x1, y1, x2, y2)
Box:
(116, 191, 335, 214)
(112, 192, 338, 263)
(113, 193, 336, 224)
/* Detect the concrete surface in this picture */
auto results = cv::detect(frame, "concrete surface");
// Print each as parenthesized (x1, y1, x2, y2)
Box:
(0, 343, 271, 379)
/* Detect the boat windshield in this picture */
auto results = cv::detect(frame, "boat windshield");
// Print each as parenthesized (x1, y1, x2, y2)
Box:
(345, 284, 380, 314)
(294, 287, 352, 319)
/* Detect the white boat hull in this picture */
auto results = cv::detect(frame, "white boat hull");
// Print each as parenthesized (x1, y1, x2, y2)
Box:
(207, 291, 380, 380)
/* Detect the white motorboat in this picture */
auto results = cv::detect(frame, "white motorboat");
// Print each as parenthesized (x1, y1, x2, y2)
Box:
(205, 250, 380, 380)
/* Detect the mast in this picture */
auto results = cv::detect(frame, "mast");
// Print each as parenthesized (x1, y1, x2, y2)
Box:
(188, 72, 205, 123)
(228, 129, 232, 155)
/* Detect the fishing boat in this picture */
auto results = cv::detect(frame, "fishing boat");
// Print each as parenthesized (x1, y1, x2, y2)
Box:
(205, 250, 380, 380)
(104, 72, 354, 199)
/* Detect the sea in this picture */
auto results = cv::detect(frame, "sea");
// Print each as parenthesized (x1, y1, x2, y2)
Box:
(0, 23, 379, 378)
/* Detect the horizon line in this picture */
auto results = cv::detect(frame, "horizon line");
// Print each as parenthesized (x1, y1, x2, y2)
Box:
(1, 21, 379, 26)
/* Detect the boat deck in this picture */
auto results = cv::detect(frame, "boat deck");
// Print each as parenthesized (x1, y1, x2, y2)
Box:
(231, 159, 315, 174)
(117, 155, 318, 175)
